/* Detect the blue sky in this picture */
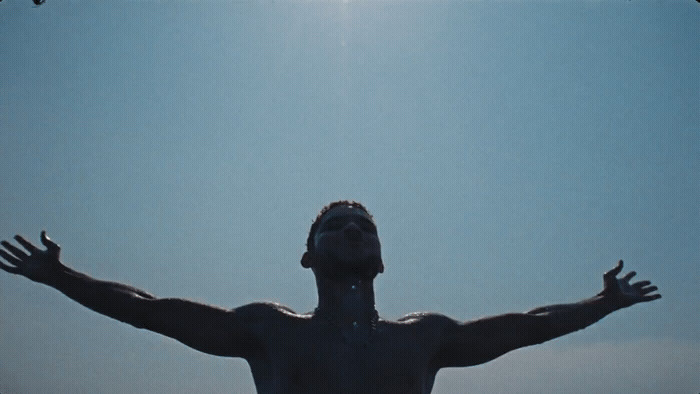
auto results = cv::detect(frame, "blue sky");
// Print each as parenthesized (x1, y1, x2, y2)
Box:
(1, 1, 698, 392)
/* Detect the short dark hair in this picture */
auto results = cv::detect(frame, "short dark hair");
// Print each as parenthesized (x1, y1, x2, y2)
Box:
(306, 200, 373, 252)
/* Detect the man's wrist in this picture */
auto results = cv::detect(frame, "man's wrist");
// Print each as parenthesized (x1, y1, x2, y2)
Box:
(590, 294, 620, 316)
(42, 261, 71, 288)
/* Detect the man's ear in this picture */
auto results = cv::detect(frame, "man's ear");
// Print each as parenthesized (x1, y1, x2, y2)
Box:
(301, 251, 314, 268)
(377, 258, 384, 274)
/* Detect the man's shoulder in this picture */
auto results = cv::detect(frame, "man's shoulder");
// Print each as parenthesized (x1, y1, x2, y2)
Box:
(395, 311, 457, 329)
(385, 312, 460, 351)
(234, 301, 304, 321)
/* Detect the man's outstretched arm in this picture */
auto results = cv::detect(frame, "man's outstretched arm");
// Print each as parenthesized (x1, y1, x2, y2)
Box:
(431, 260, 661, 369)
(0, 232, 263, 358)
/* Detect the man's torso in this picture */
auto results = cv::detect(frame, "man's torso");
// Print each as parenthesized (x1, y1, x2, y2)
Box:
(244, 304, 447, 393)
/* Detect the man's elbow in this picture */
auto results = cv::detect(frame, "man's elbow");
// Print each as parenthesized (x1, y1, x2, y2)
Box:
(123, 296, 163, 330)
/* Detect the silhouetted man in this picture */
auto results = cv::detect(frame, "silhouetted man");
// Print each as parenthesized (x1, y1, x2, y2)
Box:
(0, 201, 660, 393)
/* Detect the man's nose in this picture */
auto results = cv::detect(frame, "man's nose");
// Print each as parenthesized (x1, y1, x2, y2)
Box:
(344, 223, 362, 241)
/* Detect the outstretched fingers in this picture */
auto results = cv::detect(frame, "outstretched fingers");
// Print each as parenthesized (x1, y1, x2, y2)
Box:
(14, 235, 39, 254)
(632, 280, 658, 295)
(0, 240, 28, 260)
(632, 280, 651, 288)
(632, 279, 660, 301)
(622, 271, 636, 281)
(602, 260, 624, 291)
(0, 260, 20, 274)
(41, 231, 60, 253)
(604, 260, 624, 279)
(640, 293, 662, 302)
(0, 248, 20, 264)
(0, 249, 21, 274)
(600, 260, 661, 305)
(638, 285, 658, 295)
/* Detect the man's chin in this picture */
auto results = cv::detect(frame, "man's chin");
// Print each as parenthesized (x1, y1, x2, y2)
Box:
(317, 254, 382, 280)
(330, 266, 379, 281)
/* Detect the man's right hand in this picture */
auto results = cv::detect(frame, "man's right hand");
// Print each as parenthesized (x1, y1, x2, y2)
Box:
(0, 231, 63, 286)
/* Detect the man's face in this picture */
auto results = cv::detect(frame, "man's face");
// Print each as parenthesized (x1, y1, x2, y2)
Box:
(312, 205, 383, 277)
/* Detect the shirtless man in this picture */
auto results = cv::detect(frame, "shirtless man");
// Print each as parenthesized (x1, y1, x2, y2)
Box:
(0, 201, 661, 393)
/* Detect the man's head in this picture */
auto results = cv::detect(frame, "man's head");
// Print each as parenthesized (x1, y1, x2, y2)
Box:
(302, 201, 383, 280)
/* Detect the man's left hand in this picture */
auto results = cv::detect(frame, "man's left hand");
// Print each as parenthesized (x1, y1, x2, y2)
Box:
(598, 260, 661, 310)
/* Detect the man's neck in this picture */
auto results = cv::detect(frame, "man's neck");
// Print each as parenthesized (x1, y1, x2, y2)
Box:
(314, 274, 377, 328)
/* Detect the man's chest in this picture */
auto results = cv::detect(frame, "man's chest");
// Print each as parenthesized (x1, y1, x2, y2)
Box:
(253, 321, 439, 393)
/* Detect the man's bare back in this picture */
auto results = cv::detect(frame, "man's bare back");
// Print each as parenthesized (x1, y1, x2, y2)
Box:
(0, 201, 661, 393)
